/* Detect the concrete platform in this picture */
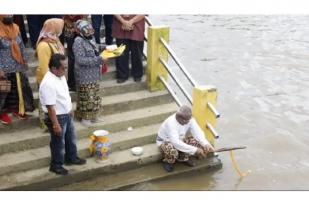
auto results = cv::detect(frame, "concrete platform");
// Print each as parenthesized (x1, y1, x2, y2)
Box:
(58, 156, 222, 191)
(0, 143, 161, 190)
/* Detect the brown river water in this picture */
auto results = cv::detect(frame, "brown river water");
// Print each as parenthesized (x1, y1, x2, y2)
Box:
(128, 15, 309, 190)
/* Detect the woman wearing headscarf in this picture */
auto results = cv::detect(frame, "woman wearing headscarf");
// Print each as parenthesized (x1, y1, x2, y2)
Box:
(0, 15, 35, 125)
(36, 18, 65, 129)
(73, 20, 106, 127)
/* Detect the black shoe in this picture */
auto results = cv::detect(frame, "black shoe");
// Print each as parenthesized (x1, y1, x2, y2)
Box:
(163, 163, 174, 172)
(117, 79, 126, 84)
(49, 166, 68, 175)
(134, 77, 142, 82)
(65, 157, 87, 165)
(185, 158, 196, 167)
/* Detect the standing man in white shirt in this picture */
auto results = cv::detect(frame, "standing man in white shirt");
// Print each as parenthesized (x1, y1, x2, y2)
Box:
(157, 105, 215, 172)
(39, 54, 86, 175)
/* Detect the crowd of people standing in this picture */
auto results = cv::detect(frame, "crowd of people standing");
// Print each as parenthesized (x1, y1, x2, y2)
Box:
(1, 14, 146, 127)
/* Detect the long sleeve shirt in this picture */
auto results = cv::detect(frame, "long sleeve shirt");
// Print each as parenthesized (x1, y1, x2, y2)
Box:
(36, 41, 62, 84)
(72, 36, 103, 86)
(156, 114, 211, 155)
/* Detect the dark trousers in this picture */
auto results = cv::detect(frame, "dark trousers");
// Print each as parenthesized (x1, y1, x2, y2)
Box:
(26, 15, 44, 48)
(13, 15, 28, 45)
(91, 15, 114, 44)
(103, 15, 113, 45)
(45, 114, 78, 169)
(115, 39, 144, 80)
(66, 35, 76, 90)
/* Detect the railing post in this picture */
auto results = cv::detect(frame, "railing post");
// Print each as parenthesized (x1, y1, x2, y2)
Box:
(192, 85, 219, 146)
(146, 26, 169, 91)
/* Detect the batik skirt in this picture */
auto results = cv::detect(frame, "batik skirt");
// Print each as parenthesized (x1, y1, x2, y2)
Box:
(75, 83, 102, 120)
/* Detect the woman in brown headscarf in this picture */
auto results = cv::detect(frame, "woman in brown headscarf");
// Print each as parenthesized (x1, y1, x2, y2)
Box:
(36, 18, 65, 129)
(0, 15, 35, 125)
(36, 18, 65, 84)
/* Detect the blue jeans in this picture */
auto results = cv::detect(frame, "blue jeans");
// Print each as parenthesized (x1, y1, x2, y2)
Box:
(45, 114, 78, 169)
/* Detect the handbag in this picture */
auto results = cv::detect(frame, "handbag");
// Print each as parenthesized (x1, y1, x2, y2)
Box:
(100, 63, 108, 74)
(0, 78, 11, 93)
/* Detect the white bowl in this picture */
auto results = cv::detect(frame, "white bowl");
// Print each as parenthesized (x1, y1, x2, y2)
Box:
(131, 147, 143, 156)
(93, 130, 109, 137)
(106, 45, 117, 51)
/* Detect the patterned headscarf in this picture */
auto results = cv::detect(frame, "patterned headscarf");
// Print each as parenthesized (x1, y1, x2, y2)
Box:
(75, 20, 98, 54)
(75, 20, 94, 38)
(0, 15, 25, 65)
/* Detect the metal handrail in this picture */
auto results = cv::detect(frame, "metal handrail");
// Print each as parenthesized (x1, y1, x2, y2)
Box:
(159, 37, 198, 87)
(206, 122, 219, 139)
(159, 57, 193, 104)
(144, 16, 220, 139)
(145, 16, 153, 26)
(158, 76, 181, 106)
(207, 102, 220, 118)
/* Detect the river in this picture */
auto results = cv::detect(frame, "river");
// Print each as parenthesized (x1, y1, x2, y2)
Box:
(128, 15, 309, 190)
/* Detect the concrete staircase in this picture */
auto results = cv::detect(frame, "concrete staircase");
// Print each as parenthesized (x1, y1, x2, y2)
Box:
(0, 47, 222, 190)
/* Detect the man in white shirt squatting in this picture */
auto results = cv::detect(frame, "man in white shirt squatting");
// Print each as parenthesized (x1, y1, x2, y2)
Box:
(156, 105, 214, 172)
(39, 54, 86, 175)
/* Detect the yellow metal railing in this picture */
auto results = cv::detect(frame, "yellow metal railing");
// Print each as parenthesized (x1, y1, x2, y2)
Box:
(144, 17, 220, 145)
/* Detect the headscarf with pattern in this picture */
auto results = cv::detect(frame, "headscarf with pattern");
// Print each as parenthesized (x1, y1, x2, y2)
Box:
(75, 20, 98, 54)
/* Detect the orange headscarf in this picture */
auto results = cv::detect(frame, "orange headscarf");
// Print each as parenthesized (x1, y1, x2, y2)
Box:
(36, 18, 64, 54)
(0, 15, 25, 65)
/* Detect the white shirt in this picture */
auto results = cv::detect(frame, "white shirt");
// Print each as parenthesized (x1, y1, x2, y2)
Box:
(157, 114, 211, 155)
(39, 71, 72, 115)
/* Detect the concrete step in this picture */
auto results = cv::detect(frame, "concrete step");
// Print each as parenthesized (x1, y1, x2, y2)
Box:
(26, 62, 117, 81)
(0, 143, 162, 190)
(32, 88, 173, 114)
(0, 103, 178, 155)
(29, 76, 147, 96)
(57, 156, 223, 191)
(0, 123, 161, 176)
(0, 90, 174, 133)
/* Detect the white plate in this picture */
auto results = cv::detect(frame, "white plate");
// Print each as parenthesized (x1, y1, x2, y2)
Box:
(106, 45, 117, 51)
(131, 147, 143, 156)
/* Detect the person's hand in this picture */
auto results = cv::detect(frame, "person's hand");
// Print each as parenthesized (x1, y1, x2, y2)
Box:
(121, 20, 134, 31)
(203, 144, 215, 154)
(100, 55, 108, 63)
(69, 110, 74, 118)
(0, 70, 5, 79)
(195, 148, 206, 159)
(53, 124, 62, 137)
